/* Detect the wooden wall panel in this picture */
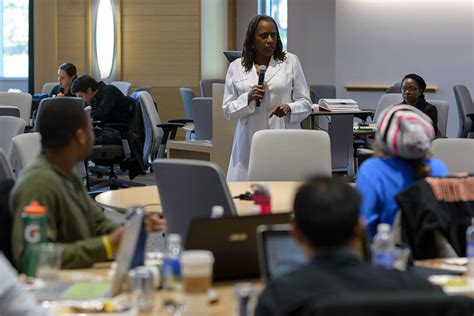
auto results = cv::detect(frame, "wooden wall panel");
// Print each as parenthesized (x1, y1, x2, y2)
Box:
(34, 0, 58, 93)
(56, 16, 89, 74)
(122, 0, 199, 16)
(57, 0, 88, 16)
(122, 16, 200, 87)
(121, 0, 201, 125)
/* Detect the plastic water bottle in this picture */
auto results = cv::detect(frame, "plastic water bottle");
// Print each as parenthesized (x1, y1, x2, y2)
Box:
(466, 218, 474, 281)
(371, 223, 395, 269)
(22, 200, 48, 277)
(211, 205, 224, 219)
(162, 234, 182, 290)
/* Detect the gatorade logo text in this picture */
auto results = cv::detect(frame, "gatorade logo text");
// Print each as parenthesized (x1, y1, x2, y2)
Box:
(24, 224, 41, 243)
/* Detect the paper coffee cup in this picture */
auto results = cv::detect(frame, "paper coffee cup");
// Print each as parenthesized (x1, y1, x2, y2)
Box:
(180, 250, 214, 294)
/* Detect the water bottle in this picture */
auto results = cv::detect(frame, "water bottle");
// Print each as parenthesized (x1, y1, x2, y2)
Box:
(466, 218, 474, 281)
(162, 234, 182, 290)
(371, 223, 395, 269)
(211, 205, 224, 219)
(22, 200, 48, 277)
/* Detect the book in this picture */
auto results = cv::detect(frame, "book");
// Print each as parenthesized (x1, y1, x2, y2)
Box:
(318, 98, 360, 112)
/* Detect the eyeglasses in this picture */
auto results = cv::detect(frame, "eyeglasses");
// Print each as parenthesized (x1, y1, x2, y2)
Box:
(401, 86, 419, 93)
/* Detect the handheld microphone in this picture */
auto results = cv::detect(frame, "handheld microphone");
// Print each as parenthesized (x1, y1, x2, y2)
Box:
(256, 65, 267, 107)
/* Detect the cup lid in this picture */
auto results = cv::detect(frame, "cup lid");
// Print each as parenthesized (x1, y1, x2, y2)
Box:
(180, 250, 214, 264)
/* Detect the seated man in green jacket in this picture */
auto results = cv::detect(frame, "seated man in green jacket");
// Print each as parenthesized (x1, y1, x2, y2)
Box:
(10, 99, 164, 269)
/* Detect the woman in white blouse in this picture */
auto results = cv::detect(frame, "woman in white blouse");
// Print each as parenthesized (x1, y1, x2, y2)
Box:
(223, 15, 312, 181)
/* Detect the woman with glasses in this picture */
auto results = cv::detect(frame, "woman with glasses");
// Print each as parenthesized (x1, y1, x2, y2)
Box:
(400, 73, 439, 136)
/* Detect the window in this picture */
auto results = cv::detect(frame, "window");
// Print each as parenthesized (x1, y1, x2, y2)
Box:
(259, 0, 288, 51)
(1, 0, 29, 78)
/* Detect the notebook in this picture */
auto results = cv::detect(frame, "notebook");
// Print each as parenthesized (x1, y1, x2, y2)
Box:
(33, 209, 144, 301)
(256, 224, 308, 284)
(185, 213, 292, 281)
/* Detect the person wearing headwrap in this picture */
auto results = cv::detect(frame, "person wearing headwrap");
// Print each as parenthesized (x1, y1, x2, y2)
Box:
(356, 105, 448, 237)
(400, 73, 439, 136)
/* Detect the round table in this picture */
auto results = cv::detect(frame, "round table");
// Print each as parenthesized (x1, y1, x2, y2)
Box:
(95, 181, 302, 215)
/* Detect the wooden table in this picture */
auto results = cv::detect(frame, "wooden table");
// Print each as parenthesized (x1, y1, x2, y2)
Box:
(95, 181, 301, 215)
(50, 265, 259, 315)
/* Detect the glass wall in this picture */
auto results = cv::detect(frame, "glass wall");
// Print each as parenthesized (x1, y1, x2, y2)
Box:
(2, 0, 29, 78)
(260, 0, 288, 50)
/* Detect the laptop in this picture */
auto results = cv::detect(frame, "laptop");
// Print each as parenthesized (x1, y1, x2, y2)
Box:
(257, 224, 308, 284)
(33, 209, 145, 301)
(185, 213, 292, 281)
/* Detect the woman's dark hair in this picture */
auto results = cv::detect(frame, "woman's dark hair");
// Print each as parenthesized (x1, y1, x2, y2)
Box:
(241, 15, 286, 72)
(59, 62, 77, 78)
(402, 73, 427, 103)
(410, 159, 431, 179)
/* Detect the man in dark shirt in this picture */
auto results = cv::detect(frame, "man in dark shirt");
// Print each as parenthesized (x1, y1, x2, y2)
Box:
(71, 74, 131, 144)
(255, 177, 444, 316)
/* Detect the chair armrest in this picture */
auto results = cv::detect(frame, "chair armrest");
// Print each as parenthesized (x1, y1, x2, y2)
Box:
(168, 119, 193, 124)
(157, 123, 185, 130)
(104, 123, 129, 131)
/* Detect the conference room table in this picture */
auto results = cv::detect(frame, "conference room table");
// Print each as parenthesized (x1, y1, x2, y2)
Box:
(95, 181, 302, 214)
(48, 264, 259, 315)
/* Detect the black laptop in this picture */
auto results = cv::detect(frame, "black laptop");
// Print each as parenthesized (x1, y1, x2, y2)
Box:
(185, 213, 292, 281)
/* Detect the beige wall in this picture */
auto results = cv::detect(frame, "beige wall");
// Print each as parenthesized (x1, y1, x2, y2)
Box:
(34, 0, 201, 125)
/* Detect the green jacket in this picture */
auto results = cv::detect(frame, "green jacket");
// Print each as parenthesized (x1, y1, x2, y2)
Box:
(10, 155, 119, 269)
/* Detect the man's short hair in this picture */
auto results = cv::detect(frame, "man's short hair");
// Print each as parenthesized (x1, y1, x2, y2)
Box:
(293, 177, 360, 248)
(38, 98, 88, 149)
(70, 74, 99, 94)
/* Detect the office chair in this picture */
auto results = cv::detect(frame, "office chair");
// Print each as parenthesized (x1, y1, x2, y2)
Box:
(191, 97, 212, 140)
(0, 92, 32, 124)
(200, 79, 225, 97)
(248, 130, 332, 181)
(11, 132, 41, 174)
(0, 148, 15, 181)
(453, 85, 474, 138)
(427, 99, 449, 137)
(138, 91, 187, 166)
(432, 138, 474, 173)
(0, 105, 20, 117)
(179, 88, 196, 141)
(153, 159, 237, 242)
(110, 81, 132, 96)
(0, 116, 26, 167)
(309, 84, 336, 103)
(41, 82, 57, 95)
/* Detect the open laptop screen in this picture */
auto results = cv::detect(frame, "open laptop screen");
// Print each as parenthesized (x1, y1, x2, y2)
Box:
(257, 224, 308, 284)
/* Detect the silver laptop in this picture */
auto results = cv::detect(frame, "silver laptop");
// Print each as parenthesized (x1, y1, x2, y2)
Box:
(33, 209, 144, 301)
(256, 224, 308, 284)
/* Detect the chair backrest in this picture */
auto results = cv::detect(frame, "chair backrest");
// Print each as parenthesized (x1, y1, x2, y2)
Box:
(138, 91, 163, 162)
(431, 138, 474, 173)
(153, 159, 237, 242)
(309, 84, 336, 103)
(453, 85, 474, 138)
(200, 79, 225, 97)
(248, 130, 332, 181)
(0, 148, 14, 181)
(191, 97, 212, 140)
(0, 105, 20, 117)
(373, 93, 403, 122)
(427, 99, 449, 137)
(386, 82, 402, 93)
(34, 97, 84, 132)
(41, 82, 57, 95)
(179, 87, 196, 120)
(110, 81, 132, 96)
(11, 132, 41, 173)
(0, 116, 26, 165)
(0, 92, 32, 123)
(133, 85, 152, 94)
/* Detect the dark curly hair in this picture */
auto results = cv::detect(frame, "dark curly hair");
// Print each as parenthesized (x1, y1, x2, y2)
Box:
(241, 15, 286, 72)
